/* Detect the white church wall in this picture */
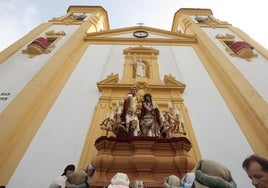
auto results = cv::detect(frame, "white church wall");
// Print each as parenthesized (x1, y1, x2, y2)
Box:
(0, 24, 80, 113)
(202, 27, 268, 103)
(168, 45, 254, 187)
(7, 44, 254, 188)
(6, 44, 114, 188)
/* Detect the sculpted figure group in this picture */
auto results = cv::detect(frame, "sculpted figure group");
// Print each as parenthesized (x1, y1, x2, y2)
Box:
(100, 87, 186, 138)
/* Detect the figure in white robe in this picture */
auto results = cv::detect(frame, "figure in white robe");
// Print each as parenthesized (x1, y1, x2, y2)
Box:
(133, 56, 146, 77)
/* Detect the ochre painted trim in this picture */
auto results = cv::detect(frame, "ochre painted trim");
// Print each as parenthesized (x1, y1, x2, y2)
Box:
(193, 36, 268, 157)
(229, 26, 268, 59)
(0, 23, 52, 64)
(176, 11, 268, 157)
(0, 27, 92, 186)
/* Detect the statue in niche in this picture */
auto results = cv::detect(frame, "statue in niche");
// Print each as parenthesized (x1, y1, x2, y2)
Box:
(132, 55, 146, 77)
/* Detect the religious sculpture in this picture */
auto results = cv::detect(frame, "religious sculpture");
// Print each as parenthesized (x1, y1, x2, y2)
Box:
(120, 87, 140, 136)
(161, 102, 186, 137)
(133, 55, 146, 77)
(99, 90, 186, 138)
(139, 93, 162, 137)
(99, 105, 128, 137)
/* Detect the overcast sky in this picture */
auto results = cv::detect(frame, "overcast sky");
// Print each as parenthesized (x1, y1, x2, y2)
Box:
(0, 0, 267, 52)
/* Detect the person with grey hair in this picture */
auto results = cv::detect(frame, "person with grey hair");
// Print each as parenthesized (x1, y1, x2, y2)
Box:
(242, 154, 268, 188)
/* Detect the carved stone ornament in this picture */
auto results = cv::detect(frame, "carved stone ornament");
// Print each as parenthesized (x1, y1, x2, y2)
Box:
(69, 12, 87, 21)
(90, 136, 195, 187)
(194, 15, 229, 28)
(216, 33, 257, 61)
(22, 30, 65, 58)
(194, 15, 212, 23)
(51, 12, 87, 25)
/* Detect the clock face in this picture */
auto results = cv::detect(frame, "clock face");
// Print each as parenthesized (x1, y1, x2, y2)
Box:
(133, 30, 149, 38)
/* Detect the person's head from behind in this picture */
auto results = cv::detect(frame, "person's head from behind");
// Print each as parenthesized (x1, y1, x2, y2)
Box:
(242, 154, 268, 188)
(62, 164, 75, 177)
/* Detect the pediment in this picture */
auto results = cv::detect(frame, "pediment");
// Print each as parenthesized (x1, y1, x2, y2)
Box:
(97, 73, 119, 91)
(85, 26, 196, 43)
(164, 74, 186, 93)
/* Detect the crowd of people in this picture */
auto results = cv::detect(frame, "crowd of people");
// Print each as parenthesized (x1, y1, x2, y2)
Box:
(48, 154, 268, 188)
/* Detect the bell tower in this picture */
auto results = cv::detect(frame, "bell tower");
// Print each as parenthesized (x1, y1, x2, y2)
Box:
(0, 5, 110, 186)
(172, 8, 268, 156)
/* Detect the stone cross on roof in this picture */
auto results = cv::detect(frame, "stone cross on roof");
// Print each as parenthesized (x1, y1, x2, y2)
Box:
(137, 22, 145, 26)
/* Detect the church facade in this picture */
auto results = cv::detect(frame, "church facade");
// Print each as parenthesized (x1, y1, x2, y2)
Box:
(0, 6, 267, 188)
